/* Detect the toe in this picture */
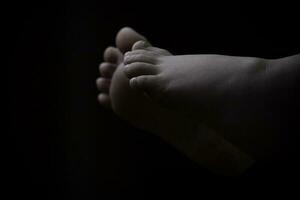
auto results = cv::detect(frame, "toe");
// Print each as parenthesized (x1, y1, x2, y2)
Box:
(99, 62, 117, 78)
(131, 41, 172, 57)
(132, 40, 172, 56)
(132, 40, 150, 50)
(96, 77, 111, 93)
(103, 46, 123, 64)
(97, 93, 111, 109)
(124, 50, 154, 58)
(124, 62, 158, 78)
(116, 27, 149, 53)
(129, 75, 159, 94)
(124, 53, 156, 65)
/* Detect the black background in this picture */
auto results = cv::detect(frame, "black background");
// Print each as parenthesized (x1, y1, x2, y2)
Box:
(8, 0, 300, 199)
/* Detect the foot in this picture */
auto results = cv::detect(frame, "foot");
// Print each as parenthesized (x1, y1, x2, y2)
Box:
(96, 27, 254, 175)
(123, 42, 279, 159)
(97, 27, 151, 110)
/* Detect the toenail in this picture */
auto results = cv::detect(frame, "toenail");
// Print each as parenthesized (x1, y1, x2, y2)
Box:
(144, 41, 150, 46)
(124, 56, 130, 64)
(124, 65, 131, 74)
(134, 40, 150, 49)
(130, 77, 136, 87)
(124, 51, 132, 57)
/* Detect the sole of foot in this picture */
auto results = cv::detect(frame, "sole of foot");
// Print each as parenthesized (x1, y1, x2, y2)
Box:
(97, 27, 255, 175)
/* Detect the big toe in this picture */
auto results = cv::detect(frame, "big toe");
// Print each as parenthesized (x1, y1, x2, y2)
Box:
(115, 27, 149, 53)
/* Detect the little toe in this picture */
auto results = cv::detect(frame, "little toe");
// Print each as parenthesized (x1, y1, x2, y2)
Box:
(103, 46, 123, 64)
(99, 62, 117, 78)
(97, 93, 111, 109)
(96, 77, 111, 93)
(124, 62, 158, 79)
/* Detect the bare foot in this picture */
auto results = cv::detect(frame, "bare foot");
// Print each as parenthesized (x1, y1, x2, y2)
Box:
(96, 27, 254, 175)
(123, 41, 280, 159)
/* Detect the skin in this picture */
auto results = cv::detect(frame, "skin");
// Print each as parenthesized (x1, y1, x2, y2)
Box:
(96, 27, 254, 175)
(123, 40, 300, 160)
